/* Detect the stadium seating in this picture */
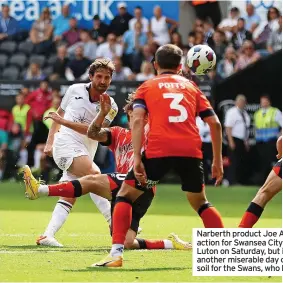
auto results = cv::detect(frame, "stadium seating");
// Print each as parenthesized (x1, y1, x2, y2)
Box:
(0, 41, 17, 55)
(9, 54, 27, 69)
(0, 54, 8, 69)
(2, 66, 20, 80)
(29, 55, 46, 68)
(17, 41, 34, 55)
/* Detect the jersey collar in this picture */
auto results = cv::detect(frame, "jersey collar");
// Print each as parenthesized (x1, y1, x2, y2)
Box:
(85, 83, 99, 103)
(160, 71, 176, 75)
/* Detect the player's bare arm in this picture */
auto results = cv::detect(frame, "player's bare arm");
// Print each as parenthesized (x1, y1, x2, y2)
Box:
(225, 127, 235, 150)
(276, 136, 282, 159)
(132, 107, 147, 185)
(44, 107, 64, 157)
(44, 111, 89, 135)
(203, 114, 223, 186)
(87, 94, 112, 142)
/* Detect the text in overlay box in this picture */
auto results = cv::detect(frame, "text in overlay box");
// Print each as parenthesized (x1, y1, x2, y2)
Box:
(193, 228, 283, 276)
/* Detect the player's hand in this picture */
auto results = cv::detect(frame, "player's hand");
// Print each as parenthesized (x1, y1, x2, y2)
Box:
(134, 159, 147, 187)
(212, 160, 223, 186)
(44, 112, 64, 125)
(44, 144, 53, 157)
(100, 94, 111, 116)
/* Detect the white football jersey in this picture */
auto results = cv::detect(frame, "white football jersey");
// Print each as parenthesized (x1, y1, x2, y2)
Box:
(55, 83, 118, 160)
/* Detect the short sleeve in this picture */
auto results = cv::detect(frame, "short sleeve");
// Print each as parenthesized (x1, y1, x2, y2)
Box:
(100, 126, 119, 151)
(104, 98, 118, 125)
(196, 90, 215, 119)
(275, 109, 282, 127)
(133, 82, 148, 110)
(60, 85, 74, 111)
(224, 109, 235, 128)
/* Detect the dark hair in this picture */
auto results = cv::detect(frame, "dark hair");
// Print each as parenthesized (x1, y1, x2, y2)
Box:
(155, 44, 183, 70)
(260, 95, 271, 101)
(135, 6, 142, 10)
(238, 17, 245, 22)
(93, 14, 100, 20)
(88, 58, 115, 76)
(267, 7, 280, 21)
(188, 31, 196, 37)
(1, 4, 9, 9)
(230, 7, 239, 13)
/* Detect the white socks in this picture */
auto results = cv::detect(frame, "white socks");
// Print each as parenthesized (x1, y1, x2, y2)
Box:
(110, 244, 124, 257)
(43, 200, 73, 238)
(38, 185, 49, 196)
(89, 193, 111, 225)
(163, 239, 174, 249)
(34, 149, 42, 169)
(17, 149, 28, 167)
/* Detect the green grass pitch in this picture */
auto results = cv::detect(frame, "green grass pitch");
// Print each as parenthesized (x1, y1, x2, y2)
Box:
(0, 181, 282, 282)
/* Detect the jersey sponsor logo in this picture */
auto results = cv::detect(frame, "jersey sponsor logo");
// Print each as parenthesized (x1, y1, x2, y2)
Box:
(118, 143, 133, 156)
(75, 97, 83, 100)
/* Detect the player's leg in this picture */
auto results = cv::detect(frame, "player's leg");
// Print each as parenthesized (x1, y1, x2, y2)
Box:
(239, 163, 282, 228)
(174, 157, 224, 228)
(93, 156, 170, 267)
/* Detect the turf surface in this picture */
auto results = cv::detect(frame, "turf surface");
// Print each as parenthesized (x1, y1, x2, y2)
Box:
(0, 182, 281, 282)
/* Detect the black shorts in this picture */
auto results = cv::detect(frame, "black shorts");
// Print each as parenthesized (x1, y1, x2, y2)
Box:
(107, 172, 155, 233)
(272, 159, 282, 179)
(125, 153, 204, 193)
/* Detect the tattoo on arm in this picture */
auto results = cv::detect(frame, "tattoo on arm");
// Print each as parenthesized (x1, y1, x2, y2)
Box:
(87, 122, 109, 142)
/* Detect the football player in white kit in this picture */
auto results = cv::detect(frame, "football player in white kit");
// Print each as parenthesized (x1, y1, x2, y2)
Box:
(37, 58, 118, 247)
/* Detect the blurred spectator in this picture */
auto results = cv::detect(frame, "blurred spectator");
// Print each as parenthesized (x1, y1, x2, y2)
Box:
(203, 17, 214, 46)
(91, 15, 109, 44)
(195, 31, 205, 44)
(5, 123, 24, 179)
(231, 18, 252, 50)
(123, 21, 147, 68)
(110, 2, 133, 37)
(65, 46, 91, 81)
(96, 33, 123, 60)
(254, 7, 280, 49)
(0, 4, 20, 41)
(149, 5, 178, 46)
(218, 7, 240, 40)
(20, 87, 30, 99)
(244, 4, 261, 34)
(53, 5, 71, 42)
(11, 93, 33, 137)
(62, 17, 80, 47)
(51, 88, 61, 99)
(29, 7, 53, 54)
(191, 0, 222, 27)
(0, 109, 12, 180)
(267, 15, 282, 53)
(196, 116, 213, 184)
(136, 61, 155, 81)
(254, 95, 282, 183)
(68, 29, 97, 60)
(50, 45, 69, 81)
(132, 44, 154, 73)
(225, 95, 250, 185)
(112, 56, 134, 81)
(129, 6, 149, 33)
(25, 80, 51, 166)
(235, 40, 260, 72)
(24, 63, 46, 80)
(171, 32, 183, 49)
(40, 95, 61, 181)
(217, 46, 237, 79)
(25, 80, 52, 121)
(193, 18, 204, 33)
(186, 31, 196, 48)
(211, 30, 227, 61)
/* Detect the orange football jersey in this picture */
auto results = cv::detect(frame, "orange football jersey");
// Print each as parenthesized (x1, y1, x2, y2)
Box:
(133, 73, 214, 159)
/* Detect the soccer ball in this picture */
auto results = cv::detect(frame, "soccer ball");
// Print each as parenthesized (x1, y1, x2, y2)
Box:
(186, 45, 216, 75)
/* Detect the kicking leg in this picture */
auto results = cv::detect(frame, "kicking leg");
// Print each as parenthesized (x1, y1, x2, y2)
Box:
(239, 169, 282, 228)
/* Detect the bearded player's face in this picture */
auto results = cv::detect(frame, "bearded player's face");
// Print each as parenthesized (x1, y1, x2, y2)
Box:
(90, 69, 112, 94)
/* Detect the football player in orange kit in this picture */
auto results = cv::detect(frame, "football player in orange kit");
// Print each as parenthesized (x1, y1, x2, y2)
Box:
(94, 44, 224, 267)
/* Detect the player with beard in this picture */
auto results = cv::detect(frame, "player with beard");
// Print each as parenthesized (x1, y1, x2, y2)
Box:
(33, 58, 118, 247)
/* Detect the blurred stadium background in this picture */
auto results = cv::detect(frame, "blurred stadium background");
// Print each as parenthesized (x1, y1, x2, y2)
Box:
(0, 1, 282, 281)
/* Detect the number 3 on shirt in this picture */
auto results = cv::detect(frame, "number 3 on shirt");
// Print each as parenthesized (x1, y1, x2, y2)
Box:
(163, 93, 188, 123)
